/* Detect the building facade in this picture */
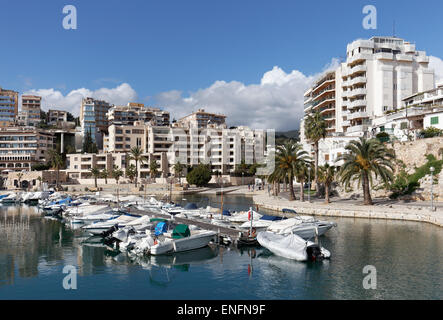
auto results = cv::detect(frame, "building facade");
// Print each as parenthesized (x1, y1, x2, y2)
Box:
(80, 97, 112, 147)
(0, 87, 19, 127)
(20, 95, 41, 127)
(106, 103, 170, 126)
(177, 108, 227, 128)
(0, 127, 55, 175)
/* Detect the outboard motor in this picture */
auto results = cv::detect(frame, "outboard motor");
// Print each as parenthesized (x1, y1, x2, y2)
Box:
(101, 224, 119, 238)
(306, 244, 324, 261)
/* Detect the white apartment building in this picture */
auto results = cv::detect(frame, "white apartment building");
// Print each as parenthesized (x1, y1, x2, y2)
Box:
(106, 103, 170, 126)
(0, 127, 55, 175)
(103, 114, 268, 177)
(301, 36, 436, 163)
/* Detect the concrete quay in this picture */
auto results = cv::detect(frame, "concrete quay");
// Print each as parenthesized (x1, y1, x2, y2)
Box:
(253, 193, 443, 228)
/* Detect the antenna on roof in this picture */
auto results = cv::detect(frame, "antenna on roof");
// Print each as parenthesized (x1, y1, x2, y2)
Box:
(393, 20, 396, 38)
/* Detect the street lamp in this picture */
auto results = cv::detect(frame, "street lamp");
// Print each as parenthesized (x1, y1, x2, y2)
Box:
(307, 166, 311, 203)
(430, 166, 435, 211)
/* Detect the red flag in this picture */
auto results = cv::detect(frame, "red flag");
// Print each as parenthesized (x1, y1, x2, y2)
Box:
(248, 210, 251, 221)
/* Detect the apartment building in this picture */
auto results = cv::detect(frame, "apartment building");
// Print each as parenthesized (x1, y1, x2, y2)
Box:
(104, 122, 146, 153)
(371, 85, 443, 140)
(0, 87, 19, 127)
(20, 95, 41, 126)
(0, 127, 55, 175)
(302, 36, 435, 141)
(65, 153, 126, 180)
(301, 36, 436, 163)
(48, 109, 68, 125)
(106, 103, 170, 126)
(177, 108, 227, 129)
(80, 97, 112, 148)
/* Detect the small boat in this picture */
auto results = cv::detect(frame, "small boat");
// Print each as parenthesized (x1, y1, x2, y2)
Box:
(257, 231, 330, 262)
(239, 215, 287, 231)
(0, 193, 19, 204)
(81, 213, 142, 235)
(150, 224, 217, 255)
(267, 217, 337, 240)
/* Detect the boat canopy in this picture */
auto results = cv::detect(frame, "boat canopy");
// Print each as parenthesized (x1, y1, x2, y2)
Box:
(155, 222, 168, 236)
(260, 215, 287, 221)
(172, 224, 191, 239)
(222, 210, 231, 216)
(150, 218, 167, 223)
(184, 203, 198, 210)
(282, 208, 297, 214)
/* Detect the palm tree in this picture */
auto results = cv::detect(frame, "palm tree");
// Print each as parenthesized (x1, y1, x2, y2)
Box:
(125, 164, 137, 183)
(173, 161, 185, 185)
(101, 169, 109, 184)
(37, 176, 43, 191)
(128, 147, 147, 187)
(274, 141, 310, 201)
(149, 159, 159, 179)
(318, 164, 336, 204)
(294, 161, 311, 202)
(112, 166, 124, 205)
(304, 111, 327, 192)
(89, 167, 100, 189)
(17, 172, 23, 190)
(48, 149, 64, 190)
(337, 138, 395, 205)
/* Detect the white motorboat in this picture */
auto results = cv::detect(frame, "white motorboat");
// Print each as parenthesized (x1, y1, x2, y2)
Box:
(239, 215, 287, 231)
(81, 213, 142, 235)
(267, 217, 337, 240)
(257, 231, 331, 262)
(0, 192, 19, 204)
(150, 224, 217, 255)
(228, 210, 263, 223)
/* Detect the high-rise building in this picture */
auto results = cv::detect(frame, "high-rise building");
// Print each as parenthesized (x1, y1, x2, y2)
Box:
(80, 97, 112, 149)
(302, 36, 435, 141)
(301, 36, 436, 165)
(20, 95, 41, 126)
(0, 88, 19, 127)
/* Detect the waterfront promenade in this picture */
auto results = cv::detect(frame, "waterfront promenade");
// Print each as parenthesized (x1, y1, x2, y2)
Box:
(253, 190, 443, 228)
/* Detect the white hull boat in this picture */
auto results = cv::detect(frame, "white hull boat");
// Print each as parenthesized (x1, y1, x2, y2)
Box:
(267, 217, 337, 240)
(257, 231, 331, 262)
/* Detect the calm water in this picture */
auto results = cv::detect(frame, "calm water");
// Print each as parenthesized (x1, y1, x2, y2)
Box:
(0, 195, 442, 300)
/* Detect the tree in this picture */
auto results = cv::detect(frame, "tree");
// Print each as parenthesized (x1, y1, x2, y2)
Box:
(318, 164, 337, 204)
(82, 129, 98, 153)
(304, 111, 327, 193)
(112, 166, 124, 205)
(274, 141, 310, 201)
(337, 138, 395, 205)
(186, 164, 212, 187)
(89, 167, 100, 188)
(128, 146, 147, 187)
(37, 176, 43, 191)
(101, 169, 109, 184)
(125, 164, 137, 183)
(17, 172, 23, 190)
(149, 159, 159, 179)
(173, 161, 185, 185)
(31, 163, 51, 171)
(48, 149, 64, 190)
(294, 161, 312, 202)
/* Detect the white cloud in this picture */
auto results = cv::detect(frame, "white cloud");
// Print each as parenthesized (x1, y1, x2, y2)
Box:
(429, 56, 443, 85)
(156, 60, 340, 131)
(23, 83, 137, 116)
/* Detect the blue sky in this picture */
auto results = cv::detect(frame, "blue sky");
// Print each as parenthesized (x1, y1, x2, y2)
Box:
(1, 0, 443, 130)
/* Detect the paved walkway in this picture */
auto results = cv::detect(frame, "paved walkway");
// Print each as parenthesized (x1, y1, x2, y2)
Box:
(253, 191, 443, 228)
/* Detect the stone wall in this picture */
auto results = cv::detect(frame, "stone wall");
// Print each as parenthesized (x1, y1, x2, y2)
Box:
(392, 137, 443, 169)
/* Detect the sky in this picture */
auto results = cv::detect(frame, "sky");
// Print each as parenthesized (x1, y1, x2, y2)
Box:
(1, 0, 443, 131)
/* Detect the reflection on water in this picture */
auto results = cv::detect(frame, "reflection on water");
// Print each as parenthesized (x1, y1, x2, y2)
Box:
(0, 202, 441, 299)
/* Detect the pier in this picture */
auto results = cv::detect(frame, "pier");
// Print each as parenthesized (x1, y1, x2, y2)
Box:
(129, 207, 246, 242)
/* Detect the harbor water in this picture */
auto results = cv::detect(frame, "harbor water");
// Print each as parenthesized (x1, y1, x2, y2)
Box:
(0, 195, 442, 300)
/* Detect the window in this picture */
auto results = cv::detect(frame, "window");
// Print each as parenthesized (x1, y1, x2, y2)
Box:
(400, 122, 408, 130)
(431, 116, 439, 125)
(325, 154, 330, 161)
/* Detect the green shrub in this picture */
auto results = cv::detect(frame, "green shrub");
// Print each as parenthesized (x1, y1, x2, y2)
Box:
(420, 127, 443, 138)
(186, 164, 212, 187)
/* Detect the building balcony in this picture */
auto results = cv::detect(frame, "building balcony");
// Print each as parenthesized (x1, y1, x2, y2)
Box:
(375, 52, 394, 60)
(347, 125, 369, 133)
(417, 56, 429, 63)
(349, 64, 366, 75)
(348, 111, 369, 120)
(348, 99, 367, 109)
(342, 120, 351, 127)
(349, 76, 367, 86)
(347, 53, 371, 66)
(348, 88, 367, 98)
(396, 54, 413, 62)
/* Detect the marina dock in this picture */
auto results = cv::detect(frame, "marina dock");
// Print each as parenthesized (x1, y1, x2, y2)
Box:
(130, 207, 245, 242)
